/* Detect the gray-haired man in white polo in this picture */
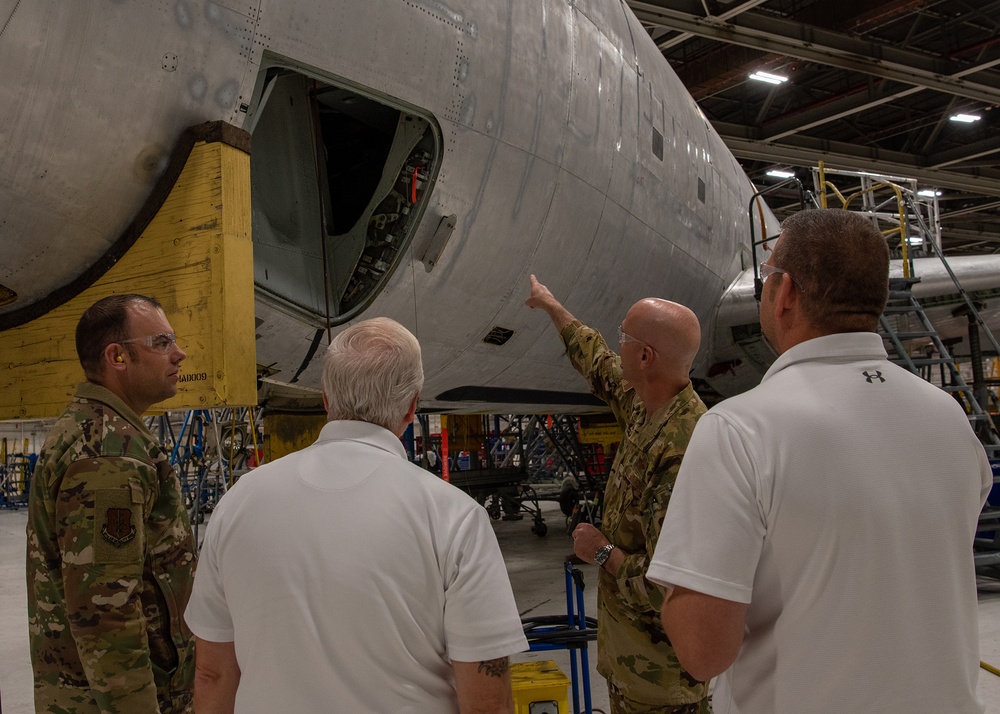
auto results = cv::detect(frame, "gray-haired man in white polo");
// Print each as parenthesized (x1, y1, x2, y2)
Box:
(186, 317, 528, 714)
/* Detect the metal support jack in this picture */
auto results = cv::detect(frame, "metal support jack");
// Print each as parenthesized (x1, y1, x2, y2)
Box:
(521, 562, 598, 714)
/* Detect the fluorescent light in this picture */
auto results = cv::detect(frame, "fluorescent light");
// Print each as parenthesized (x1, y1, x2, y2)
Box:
(766, 170, 795, 179)
(917, 189, 941, 197)
(949, 113, 981, 123)
(749, 71, 788, 85)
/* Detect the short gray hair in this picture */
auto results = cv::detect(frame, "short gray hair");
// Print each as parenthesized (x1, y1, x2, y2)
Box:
(321, 317, 424, 431)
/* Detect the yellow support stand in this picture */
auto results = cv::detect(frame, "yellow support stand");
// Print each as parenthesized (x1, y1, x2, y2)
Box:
(0, 122, 257, 419)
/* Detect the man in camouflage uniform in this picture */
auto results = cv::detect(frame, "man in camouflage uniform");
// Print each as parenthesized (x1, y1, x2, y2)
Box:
(526, 275, 709, 714)
(26, 294, 197, 713)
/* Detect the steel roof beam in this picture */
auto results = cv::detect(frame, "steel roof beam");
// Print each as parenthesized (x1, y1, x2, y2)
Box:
(747, 56, 1000, 142)
(628, 0, 1000, 105)
(941, 199, 1000, 220)
(928, 135, 1000, 170)
(714, 122, 1000, 196)
(651, 0, 770, 51)
(759, 82, 922, 142)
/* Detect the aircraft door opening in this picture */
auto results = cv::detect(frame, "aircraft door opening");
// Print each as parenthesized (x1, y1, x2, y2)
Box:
(249, 66, 439, 324)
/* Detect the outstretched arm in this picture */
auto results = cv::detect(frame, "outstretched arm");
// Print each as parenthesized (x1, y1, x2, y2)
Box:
(524, 275, 576, 332)
(526, 274, 635, 416)
(453, 657, 514, 714)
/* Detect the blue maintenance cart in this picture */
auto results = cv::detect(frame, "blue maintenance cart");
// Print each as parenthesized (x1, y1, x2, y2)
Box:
(521, 561, 599, 714)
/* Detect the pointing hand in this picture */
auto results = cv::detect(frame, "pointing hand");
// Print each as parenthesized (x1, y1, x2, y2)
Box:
(525, 274, 555, 310)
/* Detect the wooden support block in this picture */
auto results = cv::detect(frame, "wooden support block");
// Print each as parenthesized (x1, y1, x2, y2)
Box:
(0, 123, 257, 419)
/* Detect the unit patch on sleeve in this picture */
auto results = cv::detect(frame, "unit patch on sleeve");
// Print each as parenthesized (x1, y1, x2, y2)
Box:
(103, 507, 136, 546)
(94, 489, 143, 563)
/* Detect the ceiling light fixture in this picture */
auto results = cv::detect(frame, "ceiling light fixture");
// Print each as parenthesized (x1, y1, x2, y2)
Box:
(766, 169, 795, 179)
(917, 189, 941, 197)
(749, 71, 788, 85)
(949, 113, 981, 123)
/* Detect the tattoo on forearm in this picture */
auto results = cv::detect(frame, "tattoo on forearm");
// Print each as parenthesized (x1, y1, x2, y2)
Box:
(477, 657, 510, 678)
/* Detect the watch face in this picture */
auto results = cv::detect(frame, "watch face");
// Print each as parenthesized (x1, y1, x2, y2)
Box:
(595, 545, 612, 565)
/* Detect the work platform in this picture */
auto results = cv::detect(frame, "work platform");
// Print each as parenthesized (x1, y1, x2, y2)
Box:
(411, 414, 618, 539)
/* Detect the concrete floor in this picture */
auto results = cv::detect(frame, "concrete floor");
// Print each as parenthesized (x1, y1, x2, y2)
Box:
(3, 501, 1000, 713)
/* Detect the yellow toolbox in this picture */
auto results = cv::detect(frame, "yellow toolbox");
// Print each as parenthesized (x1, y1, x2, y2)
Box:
(511, 660, 570, 714)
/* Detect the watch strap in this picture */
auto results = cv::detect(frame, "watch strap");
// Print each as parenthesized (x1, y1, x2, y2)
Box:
(595, 543, 615, 567)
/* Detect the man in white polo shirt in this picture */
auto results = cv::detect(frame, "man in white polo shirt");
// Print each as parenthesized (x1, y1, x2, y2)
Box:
(185, 317, 528, 713)
(648, 209, 992, 714)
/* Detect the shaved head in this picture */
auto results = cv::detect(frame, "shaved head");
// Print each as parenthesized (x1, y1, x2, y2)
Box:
(624, 298, 702, 375)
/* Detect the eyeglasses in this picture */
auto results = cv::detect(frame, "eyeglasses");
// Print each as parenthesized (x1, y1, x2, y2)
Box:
(618, 324, 656, 355)
(120, 333, 178, 353)
(754, 262, 802, 302)
(759, 262, 790, 283)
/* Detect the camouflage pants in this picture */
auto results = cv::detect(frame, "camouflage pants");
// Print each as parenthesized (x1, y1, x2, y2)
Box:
(33, 687, 192, 714)
(166, 693, 194, 714)
(607, 679, 712, 714)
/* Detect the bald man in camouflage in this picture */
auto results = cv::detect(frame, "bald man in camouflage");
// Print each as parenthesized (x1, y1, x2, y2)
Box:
(26, 294, 196, 713)
(526, 276, 709, 714)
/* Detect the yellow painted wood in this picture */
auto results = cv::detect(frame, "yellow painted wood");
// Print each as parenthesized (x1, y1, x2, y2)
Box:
(262, 413, 326, 462)
(0, 138, 257, 419)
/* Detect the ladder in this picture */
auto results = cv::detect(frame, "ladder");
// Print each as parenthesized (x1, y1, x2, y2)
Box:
(538, 415, 606, 493)
(869, 200, 1000, 567)
(879, 277, 1000, 457)
(878, 279, 1000, 568)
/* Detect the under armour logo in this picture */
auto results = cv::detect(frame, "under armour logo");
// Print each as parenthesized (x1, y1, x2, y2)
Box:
(863, 370, 885, 383)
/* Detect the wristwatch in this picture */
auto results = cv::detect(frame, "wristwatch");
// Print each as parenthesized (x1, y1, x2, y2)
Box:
(594, 543, 616, 568)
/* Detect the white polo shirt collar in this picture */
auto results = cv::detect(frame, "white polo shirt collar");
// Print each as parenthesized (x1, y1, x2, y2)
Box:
(316, 419, 406, 459)
(762, 332, 888, 383)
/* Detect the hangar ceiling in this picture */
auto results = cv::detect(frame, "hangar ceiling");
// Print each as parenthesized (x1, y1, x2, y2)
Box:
(627, 0, 1000, 253)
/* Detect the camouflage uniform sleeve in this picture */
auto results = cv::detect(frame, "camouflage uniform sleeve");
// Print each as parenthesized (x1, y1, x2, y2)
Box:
(58, 455, 161, 712)
(612, 457, 679, 615)
(613, 403, 702, 616)
(559, 321, 637, 425)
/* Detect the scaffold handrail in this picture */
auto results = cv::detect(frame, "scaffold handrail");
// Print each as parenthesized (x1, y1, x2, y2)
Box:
(747, 176, 817, 302)
(903, 195, 1000, 361)
(816, 161, 914, 277)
